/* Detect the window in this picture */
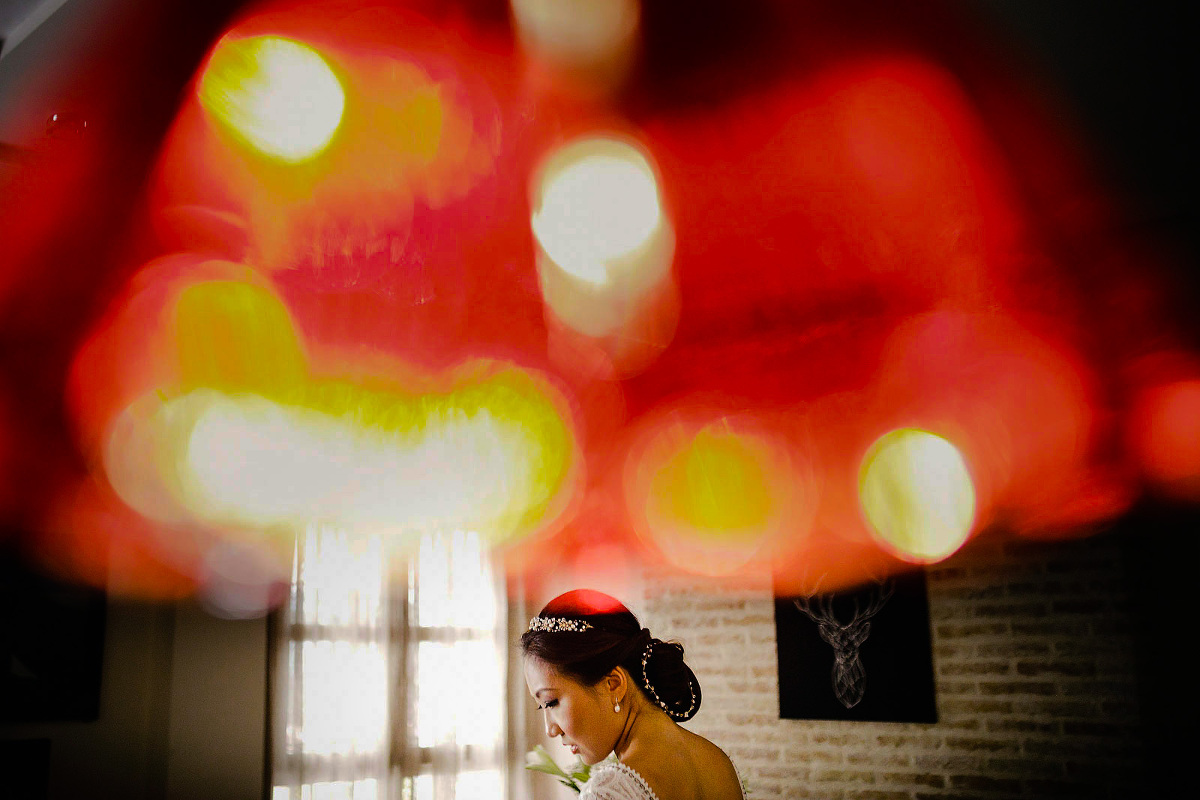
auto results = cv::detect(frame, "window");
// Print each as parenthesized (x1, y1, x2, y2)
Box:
(271, 524, 506, 800)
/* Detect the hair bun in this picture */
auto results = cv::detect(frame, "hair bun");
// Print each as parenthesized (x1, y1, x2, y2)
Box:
(640, 638, 701, 721)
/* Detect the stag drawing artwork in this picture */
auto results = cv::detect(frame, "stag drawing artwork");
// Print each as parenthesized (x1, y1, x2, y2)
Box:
(794, 579, 895, 709)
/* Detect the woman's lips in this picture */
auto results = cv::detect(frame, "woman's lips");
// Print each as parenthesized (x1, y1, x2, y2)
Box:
(567, 744, 579, 755)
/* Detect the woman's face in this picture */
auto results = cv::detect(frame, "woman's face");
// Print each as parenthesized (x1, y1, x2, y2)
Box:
(523, 656, 617, 765)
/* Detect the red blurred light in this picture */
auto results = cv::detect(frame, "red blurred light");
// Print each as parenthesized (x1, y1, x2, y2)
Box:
(1, 0, 1192, 601)
(1131, 379, 1200, 501)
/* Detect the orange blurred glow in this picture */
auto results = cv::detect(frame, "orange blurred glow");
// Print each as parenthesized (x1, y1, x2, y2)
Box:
(155, 6, 506, 296)
(624, 410, 809, 576)
(8, 0, 1190, 607)
(858, 428, 976, 563)
(68, 256, 280, 464)
(1130, 379, 1200, 501)
(547, 539, 644, 612)
(199, 35, 345, 162)
(175, 280, 308, 394)
(39, 478, 205, 599)
(771, 537, 905, 599)
(152, 205, 252, 261)
(654, 426, 772, 531)
(511, 0, 640, 95)
(874, 311, 1109, 534)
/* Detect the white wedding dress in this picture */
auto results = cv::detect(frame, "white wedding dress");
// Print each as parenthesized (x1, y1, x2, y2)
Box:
(580, 759, 747, 800)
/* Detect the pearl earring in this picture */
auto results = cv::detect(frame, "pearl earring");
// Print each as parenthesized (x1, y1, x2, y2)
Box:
(614, 702, 621, 713)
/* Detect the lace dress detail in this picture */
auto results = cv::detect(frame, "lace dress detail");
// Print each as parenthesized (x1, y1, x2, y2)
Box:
(580, 761, 659, 800)
(580, 759, 748, 800)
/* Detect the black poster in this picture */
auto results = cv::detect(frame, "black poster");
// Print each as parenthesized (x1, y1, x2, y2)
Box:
(774, 569, 937, 723)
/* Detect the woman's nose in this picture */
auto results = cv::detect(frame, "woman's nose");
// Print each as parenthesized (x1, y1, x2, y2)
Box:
(543, 710, 561, 737)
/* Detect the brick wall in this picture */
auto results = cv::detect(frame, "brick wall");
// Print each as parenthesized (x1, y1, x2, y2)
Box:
(640, 531, 1156, 799)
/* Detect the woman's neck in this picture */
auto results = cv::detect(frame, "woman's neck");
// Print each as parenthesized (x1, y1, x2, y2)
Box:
(613, 696, 676, 763)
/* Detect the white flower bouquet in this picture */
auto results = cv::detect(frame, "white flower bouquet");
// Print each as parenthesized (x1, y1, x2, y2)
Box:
(525, 744, 591, 794)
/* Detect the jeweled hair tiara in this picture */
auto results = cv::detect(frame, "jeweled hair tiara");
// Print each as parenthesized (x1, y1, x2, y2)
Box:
(527, 616, 593, 633)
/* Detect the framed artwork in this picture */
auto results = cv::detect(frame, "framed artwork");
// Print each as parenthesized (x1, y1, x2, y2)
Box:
(1, 545, 106, 723)
(773, 569, 937, 723)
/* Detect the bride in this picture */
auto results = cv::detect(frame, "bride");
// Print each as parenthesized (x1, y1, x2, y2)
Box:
(522, 589, 746, 799)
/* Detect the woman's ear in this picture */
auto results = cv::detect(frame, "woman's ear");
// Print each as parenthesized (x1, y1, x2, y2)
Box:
(604, 667, 628, 702)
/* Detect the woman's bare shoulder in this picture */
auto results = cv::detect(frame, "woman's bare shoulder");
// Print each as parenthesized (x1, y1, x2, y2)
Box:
(631, 728, 742, 800)
(685, 730, 742, 797)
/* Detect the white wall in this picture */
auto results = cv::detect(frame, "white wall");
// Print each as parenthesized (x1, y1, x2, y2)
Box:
(166, 602, 268, 800)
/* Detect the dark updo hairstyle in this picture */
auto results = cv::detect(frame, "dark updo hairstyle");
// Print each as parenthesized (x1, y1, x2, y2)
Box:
(520, 589, 701, 722)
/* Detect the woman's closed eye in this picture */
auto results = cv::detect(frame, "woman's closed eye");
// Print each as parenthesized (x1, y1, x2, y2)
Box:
(536, 699, 559, 710)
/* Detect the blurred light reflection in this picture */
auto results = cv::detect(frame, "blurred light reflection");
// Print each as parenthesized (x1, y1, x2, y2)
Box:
(7, 0, 1192, 612)
(625, 411, 807, 576)
(532, 136, 667, 293)
(858, 428, 976, 563)
(200, 35, 345, 162)
(532, 135, 678, 377)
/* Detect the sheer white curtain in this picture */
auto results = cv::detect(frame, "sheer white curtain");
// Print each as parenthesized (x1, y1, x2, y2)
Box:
(271, 523, 506, 800)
